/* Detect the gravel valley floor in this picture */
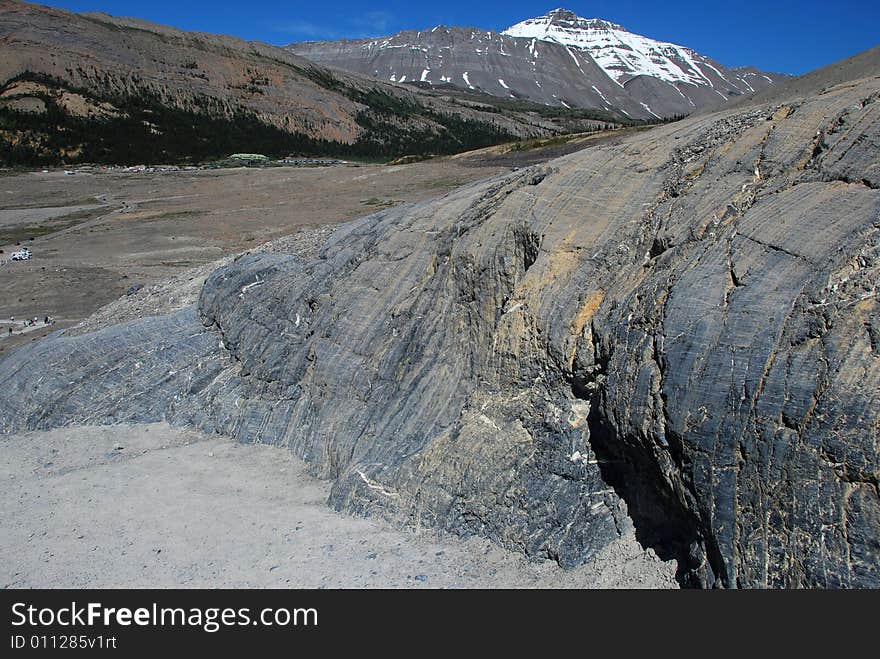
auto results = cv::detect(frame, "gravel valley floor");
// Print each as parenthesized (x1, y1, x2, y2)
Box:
(0, 423, 678, 589)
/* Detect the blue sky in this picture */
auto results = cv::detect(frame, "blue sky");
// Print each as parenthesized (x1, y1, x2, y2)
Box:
(40, 1, 880, 74)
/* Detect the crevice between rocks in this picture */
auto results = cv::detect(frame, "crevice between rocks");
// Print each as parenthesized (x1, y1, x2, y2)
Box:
(568, 328, 726, 588)
(581, 408, 708, 587)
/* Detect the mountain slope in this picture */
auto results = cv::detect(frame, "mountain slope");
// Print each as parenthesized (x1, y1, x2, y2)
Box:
(289, 25, 648, 118)
(0, 1, 620, 165)
(289, 8, 787, 119)
(2, 48, 878, 587)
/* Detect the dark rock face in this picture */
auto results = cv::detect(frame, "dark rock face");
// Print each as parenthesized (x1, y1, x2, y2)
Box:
(1, 69, 878, 587)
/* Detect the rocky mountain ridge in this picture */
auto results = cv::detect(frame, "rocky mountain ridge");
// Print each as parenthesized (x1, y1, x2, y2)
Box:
(289, 8, 787, 119)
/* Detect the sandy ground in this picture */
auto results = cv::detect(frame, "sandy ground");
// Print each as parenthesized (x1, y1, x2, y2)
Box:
(0, 423, 678, 589)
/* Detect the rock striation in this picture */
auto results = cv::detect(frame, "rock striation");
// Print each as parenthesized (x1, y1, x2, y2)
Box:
(1, 50, 878, 587)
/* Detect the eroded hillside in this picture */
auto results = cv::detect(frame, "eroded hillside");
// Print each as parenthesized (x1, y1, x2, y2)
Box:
(0, 1, 626, 164)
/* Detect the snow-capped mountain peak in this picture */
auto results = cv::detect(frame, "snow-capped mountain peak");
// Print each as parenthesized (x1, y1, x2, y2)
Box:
(288, 8, 785, 120)
(503, 8, 718, 87)
(506, 8, 626, 34)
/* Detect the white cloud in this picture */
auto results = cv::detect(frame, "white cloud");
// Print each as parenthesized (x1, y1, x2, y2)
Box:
(268, 12, 397, 41)
(269, 20, 342, 40)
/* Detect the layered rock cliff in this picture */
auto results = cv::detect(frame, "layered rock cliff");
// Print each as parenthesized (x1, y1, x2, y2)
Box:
(1, 50, 878, 587)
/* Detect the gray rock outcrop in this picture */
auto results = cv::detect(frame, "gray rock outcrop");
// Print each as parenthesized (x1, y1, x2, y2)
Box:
(1, 54, 878, 588)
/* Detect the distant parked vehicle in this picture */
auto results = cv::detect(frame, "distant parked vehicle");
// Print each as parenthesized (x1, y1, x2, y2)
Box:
(11, 247, 31, 261)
